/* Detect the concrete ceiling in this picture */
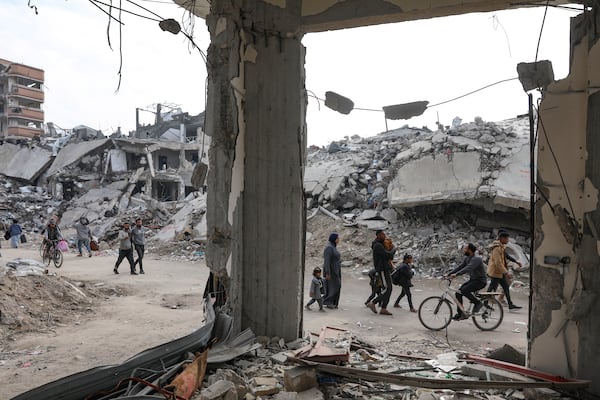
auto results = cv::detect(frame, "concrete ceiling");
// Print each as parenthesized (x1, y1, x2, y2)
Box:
(173, 0, 578, 32)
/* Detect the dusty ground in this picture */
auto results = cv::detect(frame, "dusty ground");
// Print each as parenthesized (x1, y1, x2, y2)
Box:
(0, 230, 529, 399)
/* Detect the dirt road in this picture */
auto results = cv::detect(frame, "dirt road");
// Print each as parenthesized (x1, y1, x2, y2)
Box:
(0, 246, 529, 398)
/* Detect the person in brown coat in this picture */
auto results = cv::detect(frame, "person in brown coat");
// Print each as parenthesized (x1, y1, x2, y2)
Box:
(487, 231, 522, 310)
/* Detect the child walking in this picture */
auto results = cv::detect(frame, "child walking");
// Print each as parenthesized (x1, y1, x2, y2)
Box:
(393, 254, 417, 312)
(365, 268, 384, 306)
(306, 267, 326, 312)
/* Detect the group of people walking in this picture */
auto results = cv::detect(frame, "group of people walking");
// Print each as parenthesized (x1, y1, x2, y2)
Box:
(2, 216, 148, 277)
(306, 228, 522, 317)
(113, 219, 146, 275)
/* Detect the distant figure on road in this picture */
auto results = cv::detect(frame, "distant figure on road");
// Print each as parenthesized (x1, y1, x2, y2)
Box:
(305, 266, 326, 312)
(114, 222, 136, 275)
(74, 217, 93, 257)
(322, 232, 342, 309)
(487, 231, 522, 310)
(445, 243, 487, 320)
(367, 230, 396, 316)
(393, 253, 416, 312)
(9, 219, 22, 248)
(131, 218, 145, 274)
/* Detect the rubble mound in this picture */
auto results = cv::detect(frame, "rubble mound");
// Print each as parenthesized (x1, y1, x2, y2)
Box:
(0, 273, 124, 341)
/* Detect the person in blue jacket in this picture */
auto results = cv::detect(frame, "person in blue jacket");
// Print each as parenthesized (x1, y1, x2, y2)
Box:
(9, 219, 22, 248)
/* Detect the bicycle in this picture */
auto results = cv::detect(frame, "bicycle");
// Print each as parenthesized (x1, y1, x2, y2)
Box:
(42, 239, 63, 269)
(418, 278, 504, 331)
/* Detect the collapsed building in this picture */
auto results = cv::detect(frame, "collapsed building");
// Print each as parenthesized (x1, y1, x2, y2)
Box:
(306, 116, 530, 232)
(0, 109, 209, 243)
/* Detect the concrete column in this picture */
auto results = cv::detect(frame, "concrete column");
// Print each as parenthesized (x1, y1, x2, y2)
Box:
(530, 11, 600, 394)
(204, 1, 306, 340)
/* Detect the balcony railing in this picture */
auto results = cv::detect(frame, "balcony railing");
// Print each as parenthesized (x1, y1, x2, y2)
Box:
(7, 125, 43, 138)
(4, 64, 44, 82)
(11, 85, 44, 102)
(7, 106, 44, 122)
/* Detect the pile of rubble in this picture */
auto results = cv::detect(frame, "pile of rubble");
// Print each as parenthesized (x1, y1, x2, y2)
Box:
(0, 114, 208, 253)
(188, 330, 582, 400)
(305, 116, 529, 214)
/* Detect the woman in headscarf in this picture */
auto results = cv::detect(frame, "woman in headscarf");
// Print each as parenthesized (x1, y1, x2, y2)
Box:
(322, 232, 342, 309)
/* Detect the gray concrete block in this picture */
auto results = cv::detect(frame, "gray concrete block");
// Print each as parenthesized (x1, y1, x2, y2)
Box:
(283, 367, 317, 392)
(199, 380, 237, 400)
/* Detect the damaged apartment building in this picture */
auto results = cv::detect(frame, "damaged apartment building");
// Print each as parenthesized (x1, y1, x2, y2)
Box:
(0, 58, 45, 139)
(45, 109, 207, 203)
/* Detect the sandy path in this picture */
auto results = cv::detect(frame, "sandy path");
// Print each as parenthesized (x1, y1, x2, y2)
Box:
(0, 247, 529, 398)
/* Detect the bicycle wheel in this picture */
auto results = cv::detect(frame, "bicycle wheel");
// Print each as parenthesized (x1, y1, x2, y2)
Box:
(39, 242, 45, 257)
(418, 296, 453, 331)
(472, 297, 504, 331)
(42, 248, 51, 266)
(53, 249, 63, 268)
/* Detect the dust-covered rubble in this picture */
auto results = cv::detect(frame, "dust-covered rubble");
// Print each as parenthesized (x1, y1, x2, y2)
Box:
(187, 334, 577, 400)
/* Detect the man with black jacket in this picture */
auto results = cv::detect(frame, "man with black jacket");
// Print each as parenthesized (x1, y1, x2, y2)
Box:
(446, 243, 487, 320)
(367, 230, 396, 315)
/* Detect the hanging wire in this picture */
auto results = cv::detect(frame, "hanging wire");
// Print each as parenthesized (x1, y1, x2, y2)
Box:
(306, 90, 321, 111)
(90, 0, 161, 22)
(307, 77, 521, 114)
(117, 0, 124, 92)
(534, 104, 577, 220)
(490, 14, 512, 57)
(87, 0, 123, 25)
(535, 0, 551, 62)
(124, 0, 164, 20)
(428, 77, 519, 108)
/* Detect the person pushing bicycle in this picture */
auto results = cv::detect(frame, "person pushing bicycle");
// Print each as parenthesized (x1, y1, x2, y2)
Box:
(444, 243, 487, 320)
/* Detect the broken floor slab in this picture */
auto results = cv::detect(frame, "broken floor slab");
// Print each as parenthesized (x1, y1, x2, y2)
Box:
(0, 142, 53, 182)
(46, 139, 111, 176)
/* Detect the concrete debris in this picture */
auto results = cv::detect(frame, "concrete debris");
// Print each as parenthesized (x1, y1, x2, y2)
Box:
(305, 116, 530, 215)
(0, 113, 207, 260)
(187, 333, 585, 400)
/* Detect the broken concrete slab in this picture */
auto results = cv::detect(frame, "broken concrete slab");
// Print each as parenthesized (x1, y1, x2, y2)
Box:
(0, 142, 53, 182)
(388, 152, 482, 207)
(46, 139, 111, 176)
(155, 193, 207, 242)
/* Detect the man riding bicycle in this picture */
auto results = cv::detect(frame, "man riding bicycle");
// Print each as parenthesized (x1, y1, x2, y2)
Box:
(445, 243, 487, 320)
(42, 219, 63, 254)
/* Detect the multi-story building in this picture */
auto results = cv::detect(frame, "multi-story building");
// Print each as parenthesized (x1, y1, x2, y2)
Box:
(0, 58, 44, 138)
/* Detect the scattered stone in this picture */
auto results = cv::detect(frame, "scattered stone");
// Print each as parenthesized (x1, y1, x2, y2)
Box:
(283, 367, 317, 392)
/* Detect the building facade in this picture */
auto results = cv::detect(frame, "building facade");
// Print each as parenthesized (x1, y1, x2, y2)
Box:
(0, 58, 44, 138)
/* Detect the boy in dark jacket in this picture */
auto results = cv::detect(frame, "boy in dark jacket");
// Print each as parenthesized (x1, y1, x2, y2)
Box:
(393, 254, 416, 312)
(306, 267, 326, 312)
(365, 268, 384, 306)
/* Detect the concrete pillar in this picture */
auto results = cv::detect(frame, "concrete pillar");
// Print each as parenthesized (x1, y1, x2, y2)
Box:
(530, 10, 600, 394)
(204, 1, 306, 340)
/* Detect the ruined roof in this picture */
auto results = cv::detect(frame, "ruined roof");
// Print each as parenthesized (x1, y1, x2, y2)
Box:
(0, 142, 52, 182)
(46, 139, 111, 176)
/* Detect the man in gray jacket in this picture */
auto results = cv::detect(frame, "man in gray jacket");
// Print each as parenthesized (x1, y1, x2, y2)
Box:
(131, 218, 145, 274)
(74, 217, 93, 257)
(114, 222, 136, 275)
(446, 243, 487, 320)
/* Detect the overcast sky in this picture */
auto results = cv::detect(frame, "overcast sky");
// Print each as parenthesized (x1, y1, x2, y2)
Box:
(1, 1, 577, 146)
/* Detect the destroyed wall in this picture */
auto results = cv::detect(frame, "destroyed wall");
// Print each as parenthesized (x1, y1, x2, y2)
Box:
(529, 11, 600, 392)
